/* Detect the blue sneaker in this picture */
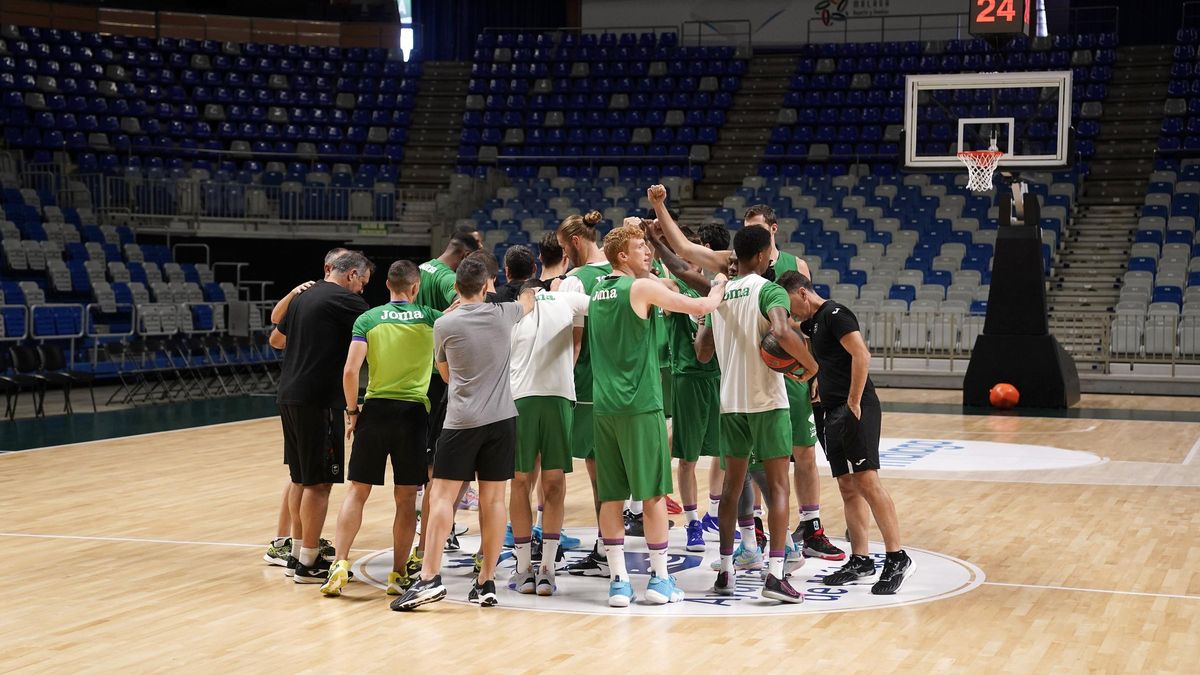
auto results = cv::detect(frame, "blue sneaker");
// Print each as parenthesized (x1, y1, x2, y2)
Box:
(504, 522, 515, 548)
(532, 524, 542, 540)
(608, 579, 635, 607)
(558, 531, 581, 550)
(784, 538, 806, 575)
(645, 575, 685, 604)
(685, 520, 705, 552)
(699, 513, 739, 540)
(709, 543, 764, 571)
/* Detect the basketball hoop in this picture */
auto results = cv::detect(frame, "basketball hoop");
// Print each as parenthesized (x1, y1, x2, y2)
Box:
(957, 149, 1004, 192)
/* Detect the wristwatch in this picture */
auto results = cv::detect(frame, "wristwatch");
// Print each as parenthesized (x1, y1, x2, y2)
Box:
(345, 408, 360, 416)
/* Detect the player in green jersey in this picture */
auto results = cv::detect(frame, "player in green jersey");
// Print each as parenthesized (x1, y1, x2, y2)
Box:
(588, 223, 725, 607)
(321, 261, 442, 597)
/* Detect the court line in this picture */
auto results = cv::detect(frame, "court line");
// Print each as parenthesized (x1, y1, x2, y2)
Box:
(4, 531, 1198, 603)
(0, 416, 274, 457)
(1183, 433, 1200, 465)
(982, 581, 1200, 601)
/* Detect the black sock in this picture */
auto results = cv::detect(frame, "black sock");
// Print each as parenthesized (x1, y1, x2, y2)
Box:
(885, 550, 907, 561)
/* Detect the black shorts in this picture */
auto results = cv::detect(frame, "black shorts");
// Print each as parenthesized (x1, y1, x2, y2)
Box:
(426, 373, 448, 453)
(820, 402, 882, 478)
(348, 398, 429, 486)
(280, 404, 344, 486)
(432, 417, 517, 482)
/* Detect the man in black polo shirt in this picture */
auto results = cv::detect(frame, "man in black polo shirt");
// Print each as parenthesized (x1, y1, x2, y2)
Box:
(778, 270, 913, 595)
(269, 251, 373, 583)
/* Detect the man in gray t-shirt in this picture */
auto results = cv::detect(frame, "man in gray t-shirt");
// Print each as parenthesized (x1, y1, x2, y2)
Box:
(393, 258, 534, 611)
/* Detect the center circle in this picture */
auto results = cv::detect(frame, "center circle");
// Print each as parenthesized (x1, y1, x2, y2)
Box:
(353, 527, 984, 616)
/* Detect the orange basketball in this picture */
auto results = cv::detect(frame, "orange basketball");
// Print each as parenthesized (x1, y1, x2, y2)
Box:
(989, 383, 1020, 409)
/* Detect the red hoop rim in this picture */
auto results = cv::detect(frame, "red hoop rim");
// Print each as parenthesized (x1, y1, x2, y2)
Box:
(956, 150, 1004, 159)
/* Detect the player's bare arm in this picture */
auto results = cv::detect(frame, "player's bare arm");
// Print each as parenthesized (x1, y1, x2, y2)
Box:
(647, 184, 730, 274)
(341, 340, 368, 438)
(270, 280, 316, 324)
(839, 330, 871, 419)
(694, 319, 715, 364)
(645, 223, 712, 295)
(632, 274, 725, 319)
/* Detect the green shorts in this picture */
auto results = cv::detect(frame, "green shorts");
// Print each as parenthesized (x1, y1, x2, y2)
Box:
(720, 409, 792, 465)
(670, 375, 721, 462)
(594, 411, 672, 502)
(785, 378, 818, 447)
(661, 367, 674, 419)
(515, 396, 574, 474)
(571, 402, 594, 459)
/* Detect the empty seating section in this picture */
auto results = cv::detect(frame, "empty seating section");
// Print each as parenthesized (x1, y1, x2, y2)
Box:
(1160, 29, 1200, 153)
(766, 34, 1113, 167)
(458, 30, 743, 180)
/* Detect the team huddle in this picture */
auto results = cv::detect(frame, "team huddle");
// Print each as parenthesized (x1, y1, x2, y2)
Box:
(262, 185, 914, 610)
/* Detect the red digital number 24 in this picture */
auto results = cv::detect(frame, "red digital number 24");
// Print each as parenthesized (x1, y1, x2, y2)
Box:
(977, 0, 1016, 23)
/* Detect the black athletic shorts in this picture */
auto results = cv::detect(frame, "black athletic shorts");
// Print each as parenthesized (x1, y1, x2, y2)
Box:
(426, 373, 448, 455)
(348, 398, 429, 486)
(432, 417, 517, 482)
(280, 404, 344, 486)
(820, 402, 881, 478)
(812, 401, 825, 449)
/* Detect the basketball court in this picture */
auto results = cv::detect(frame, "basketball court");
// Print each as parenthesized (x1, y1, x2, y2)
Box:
(2, 388, 1198, 671)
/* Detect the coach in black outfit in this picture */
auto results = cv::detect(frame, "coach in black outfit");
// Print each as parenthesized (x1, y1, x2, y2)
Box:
(779, 270, 914, 595)
(269, 251, 373, 582)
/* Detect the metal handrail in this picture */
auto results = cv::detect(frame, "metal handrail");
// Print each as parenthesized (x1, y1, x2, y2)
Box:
(680, 19, 753, 52)
(481, 24, 679, 36)
(86, 302, 136, 339)
(181, 302, 224, 335)
(28, 303, 85, 340)
(172, 243, 211, 267)
(0, 304, 29, 342)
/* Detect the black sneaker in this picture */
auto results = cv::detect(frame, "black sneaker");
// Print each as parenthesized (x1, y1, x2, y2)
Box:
(712, 570, 735, 596)
(284, 555, 298, 578)
(445, 528, 461, 552)
(293, 557, 331, 584)
(821, 554, 876, 586)
(530, 533, 543, 563)
(871, 551, 915, 595)
(318, 537, 336, 562)
(761, 573, 804, 603)
(565, 546, 610, 577)
(624, 510, 645, 537)
(468, 578, 499, 607)
(390, 575, 447, 611)
(793, 518, 847, 561)
(753, 516, 768, 554)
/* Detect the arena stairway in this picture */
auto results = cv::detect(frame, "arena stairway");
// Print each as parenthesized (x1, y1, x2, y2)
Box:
(400, 61, 471, 190)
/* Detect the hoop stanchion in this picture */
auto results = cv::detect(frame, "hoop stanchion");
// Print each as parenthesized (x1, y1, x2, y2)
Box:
(958, 150, 1004, 192)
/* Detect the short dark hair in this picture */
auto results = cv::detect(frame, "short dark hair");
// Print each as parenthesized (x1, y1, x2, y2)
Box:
(777, 270, 815, 293)
(732, 225, 772, 263)
(744, 204, 777, 226)
(503, 245, 536, 282)
(467, 248, 498, 279)
(329, 250, 374, 276)
(453, 221, 480, 237)
(699, 223, 731, 251)
(387, 259, 419, 287)
(539, 230, 564, 268)
(679, 225, 699, 245)
(449, 231, 481, 253)
(455, 256, 489, 297)
(324, 247, 348, 266)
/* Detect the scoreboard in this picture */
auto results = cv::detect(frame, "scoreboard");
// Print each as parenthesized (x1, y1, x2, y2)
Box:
(969, 0, 1032, 37)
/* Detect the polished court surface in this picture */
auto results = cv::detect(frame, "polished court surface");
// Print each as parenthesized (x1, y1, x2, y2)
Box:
(2, 389, 1198, 671)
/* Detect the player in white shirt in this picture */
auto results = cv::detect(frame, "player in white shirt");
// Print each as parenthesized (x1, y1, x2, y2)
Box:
(507, 284, 591, 596)
(649, 186, 818, 603)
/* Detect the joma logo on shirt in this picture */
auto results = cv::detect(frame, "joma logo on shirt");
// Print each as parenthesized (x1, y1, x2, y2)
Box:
(724, 288, 750, 300)
(418, 263, 439, 274)
(382, 309, 424, 321)
(593, 289, 618, 301)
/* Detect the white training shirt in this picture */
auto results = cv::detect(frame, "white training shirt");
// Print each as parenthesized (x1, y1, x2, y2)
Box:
(710, 273, 789, 414)
(509, 289, 590, 400)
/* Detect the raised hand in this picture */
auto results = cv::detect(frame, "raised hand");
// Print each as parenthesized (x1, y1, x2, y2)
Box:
(647, 184, 667, 205)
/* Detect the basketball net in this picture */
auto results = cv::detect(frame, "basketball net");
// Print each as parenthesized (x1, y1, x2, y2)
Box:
(958, 137, 1002, 193)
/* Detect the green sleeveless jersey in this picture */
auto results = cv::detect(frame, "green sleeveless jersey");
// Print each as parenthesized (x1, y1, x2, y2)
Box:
(588, 275, 662, 415)
(566, 261, 612, 403)
(668, 285, 719, 378)
(774, 250, 800, 276)
(414, 259, 457, 311)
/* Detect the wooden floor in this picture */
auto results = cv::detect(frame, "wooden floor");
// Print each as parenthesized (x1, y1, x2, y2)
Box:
(2, 390, 1199, 672)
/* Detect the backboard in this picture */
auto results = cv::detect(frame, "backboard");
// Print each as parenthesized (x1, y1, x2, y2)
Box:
(903, 70, 1072, 169)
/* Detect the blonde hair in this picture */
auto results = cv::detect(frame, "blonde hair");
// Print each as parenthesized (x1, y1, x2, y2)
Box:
(558, 210, 602, 245)
(602, 223, 644, 266)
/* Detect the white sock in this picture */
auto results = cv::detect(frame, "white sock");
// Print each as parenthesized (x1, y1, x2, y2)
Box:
(541, 538, 559, 572)
(535, 506, 544, 528)
(800, 507, 820, 522)
(648, 546, 668, 578)
(629, 500, 643, 516)
(768, 554, 784, 579)
(707, 496, 720, 517)
(720, 553, 733, 573)
(605, 543, 627, 581)
(684, 508, 699, 523)
(298, 546, 319, 567)
(514, 542, 532, 573)
(740, 524, 757, 548)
